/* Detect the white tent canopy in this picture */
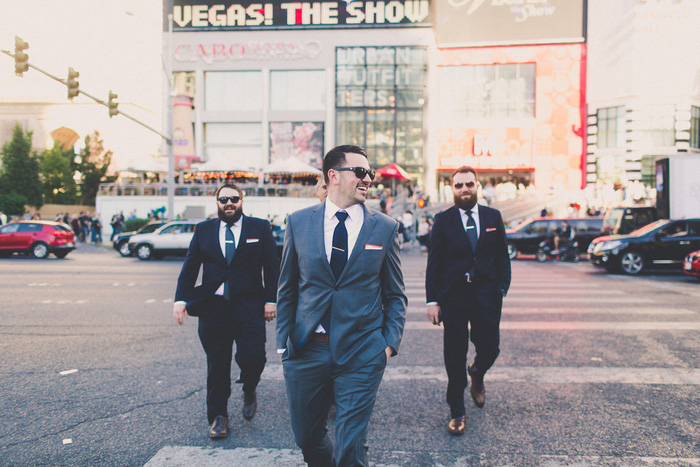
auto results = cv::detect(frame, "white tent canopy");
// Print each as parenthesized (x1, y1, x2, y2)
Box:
(263, 157, 322, 175)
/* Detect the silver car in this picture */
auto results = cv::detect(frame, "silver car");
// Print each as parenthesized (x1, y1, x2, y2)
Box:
(128, 220, 201, 260)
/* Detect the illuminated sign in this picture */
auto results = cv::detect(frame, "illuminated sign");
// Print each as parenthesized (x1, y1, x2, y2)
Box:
(434, 0, 585, 47)
(165, 0, 431, 30)
(173, 41, 322, 63)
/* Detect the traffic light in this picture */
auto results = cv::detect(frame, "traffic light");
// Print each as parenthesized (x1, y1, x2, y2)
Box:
(14, 36, 29, 76)
(67, 67, 79, 100)
(108, 91, 118, 117)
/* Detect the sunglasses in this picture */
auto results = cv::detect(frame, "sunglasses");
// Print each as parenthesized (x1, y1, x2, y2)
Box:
(333, 167, 376, 181)
(453, 182, 476, 189)
(218, 196, 241, 204)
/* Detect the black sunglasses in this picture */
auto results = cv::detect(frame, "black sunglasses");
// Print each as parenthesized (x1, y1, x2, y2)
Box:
(218, 196, 241, 204)
(333, 166, 376, 181)
(453, 182, 476, 189)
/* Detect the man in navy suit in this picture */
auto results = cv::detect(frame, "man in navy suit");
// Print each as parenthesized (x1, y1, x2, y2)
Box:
(174, 184, 279, 439)
(277, 145, 406, 466)
(426, 166, 511, 436)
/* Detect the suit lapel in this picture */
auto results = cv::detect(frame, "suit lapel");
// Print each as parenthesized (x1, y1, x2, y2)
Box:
(313, 204, 335, 278)
(450, 206, 473, 253)
(231, 216, 248, 263)
(476, 207, 489, 249)
(212, 219, 227, 266)
(340, 205, 377, 280)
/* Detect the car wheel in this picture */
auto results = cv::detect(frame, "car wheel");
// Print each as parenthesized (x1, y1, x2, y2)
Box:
(31, 242, 49, 259)
(507, 242, 517, 260)
(118, 240, 131, 257)
(619, 251, 644, 275)
(536, 248, 548, 262)
(136, 244, 153, 260)
(54, 251, 69, 259)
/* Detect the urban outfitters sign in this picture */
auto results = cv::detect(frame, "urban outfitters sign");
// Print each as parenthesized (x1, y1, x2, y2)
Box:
(166, 0, 431, 30)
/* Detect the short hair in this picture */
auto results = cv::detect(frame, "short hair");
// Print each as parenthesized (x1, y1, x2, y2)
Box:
(451, 166, 478, 184)
(322, 145, 368, 184)
(215, 183, 243, 199)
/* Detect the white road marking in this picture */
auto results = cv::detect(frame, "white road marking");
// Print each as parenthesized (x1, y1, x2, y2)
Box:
(144, 447, 700, 467)
(404, 307, 696, 315)
(58, 369, 78, 376)
(406, 321, 700, 331)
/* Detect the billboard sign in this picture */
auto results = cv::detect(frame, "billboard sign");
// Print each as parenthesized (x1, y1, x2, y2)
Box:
(433, 0, 585, 47)
(165, 0, 430, 30)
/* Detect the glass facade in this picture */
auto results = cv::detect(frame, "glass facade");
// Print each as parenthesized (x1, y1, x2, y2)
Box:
(438, 63, 536, 119)
(597, 106, 625, 149)
(270, 70, 326, 111)
(336, 46, 426, 172)
(205, 71, 262, 111)
(204, 123, 262, 170)
(691, 106, 700, 149)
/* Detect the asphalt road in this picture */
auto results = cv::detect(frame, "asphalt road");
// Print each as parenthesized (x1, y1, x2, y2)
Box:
(0, 243, 699, 466)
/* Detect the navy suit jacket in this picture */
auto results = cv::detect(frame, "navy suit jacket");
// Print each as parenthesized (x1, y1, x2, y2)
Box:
(175, 216, 279, 317)
(426, 204, 511, 324)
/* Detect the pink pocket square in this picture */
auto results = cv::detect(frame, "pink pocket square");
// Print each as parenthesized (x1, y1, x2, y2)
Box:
(485, 228, 497, 232)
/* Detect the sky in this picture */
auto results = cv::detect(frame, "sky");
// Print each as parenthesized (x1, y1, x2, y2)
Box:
(0, 0, 165, 171)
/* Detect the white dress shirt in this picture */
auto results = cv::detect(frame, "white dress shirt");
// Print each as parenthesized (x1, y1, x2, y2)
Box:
(459, 204, 480, 240)
(315, 198, 364, 333)
(215, 218, 242, 296)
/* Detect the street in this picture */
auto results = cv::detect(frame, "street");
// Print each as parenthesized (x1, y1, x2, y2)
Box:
(1, 244, 699, 467)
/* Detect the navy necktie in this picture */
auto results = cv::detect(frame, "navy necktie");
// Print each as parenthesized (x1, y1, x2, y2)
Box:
(322, 211, 348, 332)
(465, 210, 477, 253)
(330, 211, 349, 280)
(224, 226, 235, 299)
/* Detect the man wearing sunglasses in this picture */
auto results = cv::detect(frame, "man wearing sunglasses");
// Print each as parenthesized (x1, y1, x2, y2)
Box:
(277, 145, 406, 466)
(426, 166, 511, 436)
(173, 184, 280, 439)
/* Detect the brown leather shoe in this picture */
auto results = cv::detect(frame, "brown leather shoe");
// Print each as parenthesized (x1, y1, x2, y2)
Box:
(209, 415, 228, 439)
(468, 364, 485, 408)
(447, 415, 466, 436)
(242, 391, 257, 421)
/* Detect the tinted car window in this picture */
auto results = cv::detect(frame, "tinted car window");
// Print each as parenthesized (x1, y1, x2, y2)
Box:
(53, 225, 71, 232)
(160, 225, 181, 234)
(688, 221, 700, 235)
(529, 221, 548, 234)
(18, 223, 43, 232)
(181, 224, 196, 233)
(662, 222, 688, 237)
(140, 223, 163, 234)
(0, 224, 20, 233)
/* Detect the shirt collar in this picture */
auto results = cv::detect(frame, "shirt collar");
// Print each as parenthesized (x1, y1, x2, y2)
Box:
(459, 204, 479, 217)
(220, 217, 242, 230)
(325, 198, 362, 222)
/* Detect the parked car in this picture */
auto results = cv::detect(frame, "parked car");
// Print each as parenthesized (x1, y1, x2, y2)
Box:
(0, 220, 76, 259)
(506, 217, 604, 259)
(272, 225, 284, 260)
(112, 221, 168, 257)
(128, 220, 200, 260)
(684, 250, 700, 280)
(588, 218, 700, 275)
(600, 206, 657, 236)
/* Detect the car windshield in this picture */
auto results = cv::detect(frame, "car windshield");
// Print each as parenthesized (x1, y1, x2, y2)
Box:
(53, 225, 71, 232)
(140, 223, 162, 233)
(602, 208, 623, 231)
(628, 220, 668, 237)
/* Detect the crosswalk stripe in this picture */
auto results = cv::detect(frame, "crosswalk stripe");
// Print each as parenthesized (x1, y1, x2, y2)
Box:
(144, 446, 700, 467)
(404, 307, 697, 315)
(406, 321, 700, 330)
(257, 365, 700, 385)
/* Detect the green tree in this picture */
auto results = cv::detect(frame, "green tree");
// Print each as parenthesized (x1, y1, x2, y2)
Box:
(75, 131, 114, 206)
(0, 124, 42, 209)
(40, 142, 78, 205)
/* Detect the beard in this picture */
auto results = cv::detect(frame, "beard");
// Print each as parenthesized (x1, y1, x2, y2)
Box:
(453, 192, 478, 211)
(217, 204, 242, 226)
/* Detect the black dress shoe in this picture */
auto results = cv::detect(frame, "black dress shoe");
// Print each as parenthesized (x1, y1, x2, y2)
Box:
(468, 364, 485, 408)
(209, 415, 228, 439)
(242, 391, 257, 420)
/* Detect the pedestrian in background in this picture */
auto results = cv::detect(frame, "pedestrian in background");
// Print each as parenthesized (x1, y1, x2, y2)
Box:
(425, 166, 511, 436)
(90, 214, 103, 244)
(173, 184, 279, 439)
(277, 145, 406, 466)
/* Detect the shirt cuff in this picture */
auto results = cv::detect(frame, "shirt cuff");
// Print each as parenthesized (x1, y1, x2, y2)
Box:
(277, 349, 286, 354)
(174, 300, 186, 306)
(426, 301, 438, 306)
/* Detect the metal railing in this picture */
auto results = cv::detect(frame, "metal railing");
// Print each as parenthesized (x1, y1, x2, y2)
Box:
(98, 183, 318, 198)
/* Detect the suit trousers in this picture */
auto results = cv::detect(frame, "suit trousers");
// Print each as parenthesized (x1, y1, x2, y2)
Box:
(283, 342, 387, 467)
(198, 296, 266, 424)
(441, 279, 500, 418)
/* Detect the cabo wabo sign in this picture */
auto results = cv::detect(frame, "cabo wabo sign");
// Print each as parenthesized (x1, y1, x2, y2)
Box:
(167, 0, 430, 30)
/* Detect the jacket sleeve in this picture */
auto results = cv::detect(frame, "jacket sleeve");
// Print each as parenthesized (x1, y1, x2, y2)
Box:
(425, 213, 446, 304)
(495, 210, 511, 295)
(260, 220, 280, 303)
(276, 215, 299, 351)
(175, 224, 203, 303)
(380, 222, 407, 355)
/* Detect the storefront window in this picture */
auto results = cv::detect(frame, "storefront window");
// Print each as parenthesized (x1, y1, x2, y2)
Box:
(204, 123, 262, 170)
(205, 71, 262, 112)
(336, 46, 426, 171)
(692, 106, 700, 149)
(438, 63, 535, 120)
(271, 70, 326, 111)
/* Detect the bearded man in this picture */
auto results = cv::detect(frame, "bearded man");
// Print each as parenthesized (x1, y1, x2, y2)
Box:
(425, 166, 511, 436)
(174, 183, 279, 439)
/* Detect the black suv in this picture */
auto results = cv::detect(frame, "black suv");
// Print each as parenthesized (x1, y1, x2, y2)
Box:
(600, 206, 658, 236)
(588, 218, 700, 275)
(506, 217, 604, 259)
